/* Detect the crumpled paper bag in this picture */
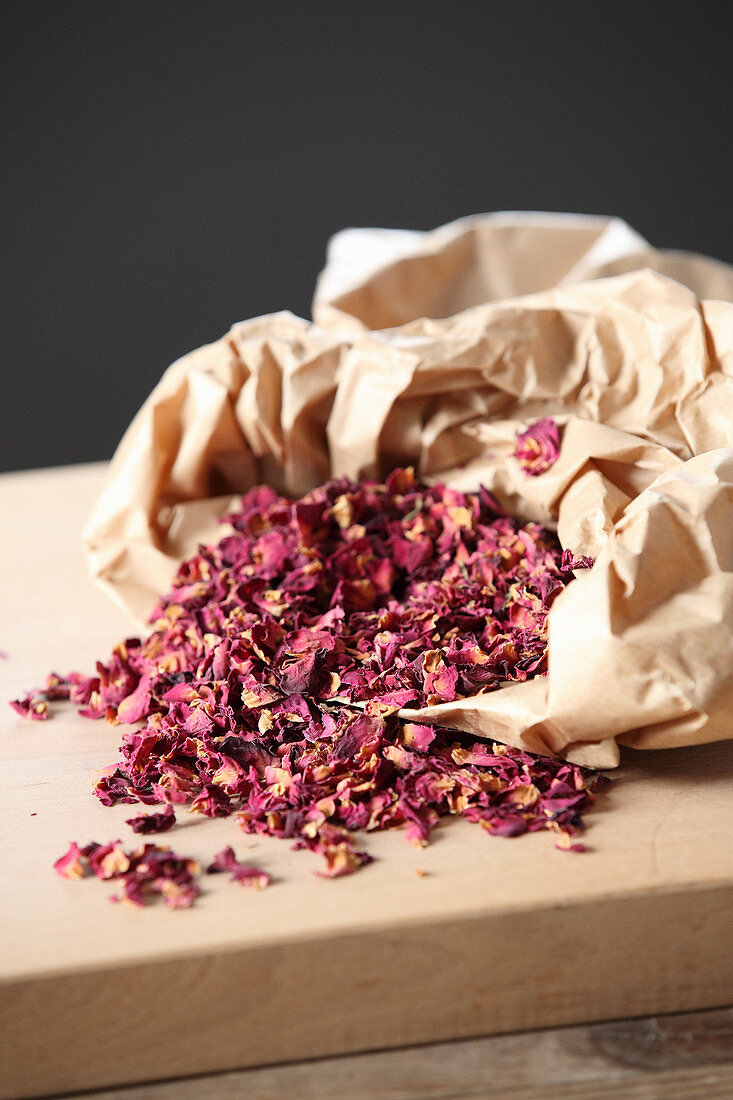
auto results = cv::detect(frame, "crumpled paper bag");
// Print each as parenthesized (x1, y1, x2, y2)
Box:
(313, 211, 733, 330)
(84, 214, 733, 767)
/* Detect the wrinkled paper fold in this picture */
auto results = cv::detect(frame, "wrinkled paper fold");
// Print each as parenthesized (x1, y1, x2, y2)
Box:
(85, 214, 733, 766)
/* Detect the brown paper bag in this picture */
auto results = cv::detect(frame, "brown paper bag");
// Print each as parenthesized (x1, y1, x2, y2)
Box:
(313, 212, 733, 330)
(84, 217, 733, 766)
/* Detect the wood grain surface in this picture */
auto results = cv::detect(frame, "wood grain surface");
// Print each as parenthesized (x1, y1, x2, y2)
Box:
(62, 1005, 733, 1100)
(2, 464, 733, 1099)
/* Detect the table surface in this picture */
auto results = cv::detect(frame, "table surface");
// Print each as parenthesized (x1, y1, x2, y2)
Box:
(2, 463, 733, 1099)
(64, 1004, 733, 1099)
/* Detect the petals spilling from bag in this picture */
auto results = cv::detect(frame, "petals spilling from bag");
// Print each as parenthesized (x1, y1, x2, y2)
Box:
(84, 219, 733, 767)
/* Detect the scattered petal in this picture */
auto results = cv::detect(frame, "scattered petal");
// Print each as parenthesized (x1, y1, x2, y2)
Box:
(207, 845, 270, 889)
(125, 806, 176, 834)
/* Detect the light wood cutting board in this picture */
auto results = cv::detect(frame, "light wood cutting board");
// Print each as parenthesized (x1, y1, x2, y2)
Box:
(1, 463, 732, 1099)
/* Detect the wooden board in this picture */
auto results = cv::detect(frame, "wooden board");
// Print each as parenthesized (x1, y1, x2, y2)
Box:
(2, 463, 733, 1099)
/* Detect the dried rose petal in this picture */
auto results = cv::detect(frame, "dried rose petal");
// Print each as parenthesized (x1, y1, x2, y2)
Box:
(125, 806, 176, 834)
(207, 845, 270, 889)
(316, 843, 372, 878)
(515, 417, 561, 476)
(10, 693, 49, 720)
(560, 549, 594, 571)
(86, 841, 130, 879)
(206, 845, 239, 873)
(54, 842, 90, 880)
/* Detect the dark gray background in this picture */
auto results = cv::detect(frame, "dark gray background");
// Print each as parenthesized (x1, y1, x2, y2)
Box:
(2, 3, 731, 472)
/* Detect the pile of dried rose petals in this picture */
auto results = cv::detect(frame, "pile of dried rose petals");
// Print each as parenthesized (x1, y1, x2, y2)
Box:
(16, 459, 607, 895)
